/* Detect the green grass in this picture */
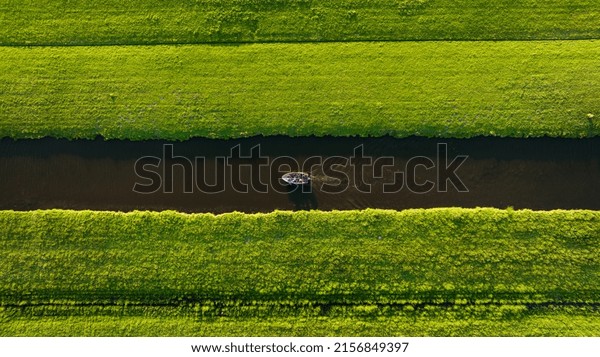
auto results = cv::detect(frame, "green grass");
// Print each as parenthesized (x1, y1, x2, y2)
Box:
(2, 306, 599, 337)
(1, 41, 599, 140)
(1, 208, 599, 336)
(1, 1, 599, 45)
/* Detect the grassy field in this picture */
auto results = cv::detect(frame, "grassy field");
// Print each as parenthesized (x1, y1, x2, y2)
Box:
(1, 0, 599, 340)
(1, 1, 599, 45)
(1, 208, 598, 336)
(1, 40, 599, 140)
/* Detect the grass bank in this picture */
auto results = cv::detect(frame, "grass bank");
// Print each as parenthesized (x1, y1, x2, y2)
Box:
(1, 208, 598, 336)
(1, 41, 599, 140)
(1, 1, 599, 45)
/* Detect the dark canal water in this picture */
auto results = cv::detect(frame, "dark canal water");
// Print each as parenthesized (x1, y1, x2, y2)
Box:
(0, 137, 598, 213)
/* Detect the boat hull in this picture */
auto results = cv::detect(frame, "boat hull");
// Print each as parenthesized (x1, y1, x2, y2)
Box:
(281, 172, 311, 185)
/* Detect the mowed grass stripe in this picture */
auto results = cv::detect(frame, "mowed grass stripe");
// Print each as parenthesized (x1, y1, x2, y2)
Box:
(1, 208, 598, 306)
(1, 0, 599, 45)
(2, 306, 599, 336)
(1, 41, 598, 140)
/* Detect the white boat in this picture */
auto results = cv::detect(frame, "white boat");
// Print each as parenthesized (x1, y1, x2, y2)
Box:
(281, 172, 311, 185)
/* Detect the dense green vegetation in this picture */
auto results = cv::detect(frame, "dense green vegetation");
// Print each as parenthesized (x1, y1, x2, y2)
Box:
(1, 41, 599, 140)
(2, 306, 599, 337)
(1, 208, 598, 336)
(1, 1, 599, 45)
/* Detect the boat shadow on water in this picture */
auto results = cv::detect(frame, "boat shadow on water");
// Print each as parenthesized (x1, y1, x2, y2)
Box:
(285, 184, 318, 211)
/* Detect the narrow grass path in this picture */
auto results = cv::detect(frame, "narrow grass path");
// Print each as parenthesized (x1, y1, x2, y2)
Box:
(1, 1, 599, 45)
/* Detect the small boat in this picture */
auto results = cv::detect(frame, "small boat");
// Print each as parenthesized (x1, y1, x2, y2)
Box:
(281, 172, 311, 185)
